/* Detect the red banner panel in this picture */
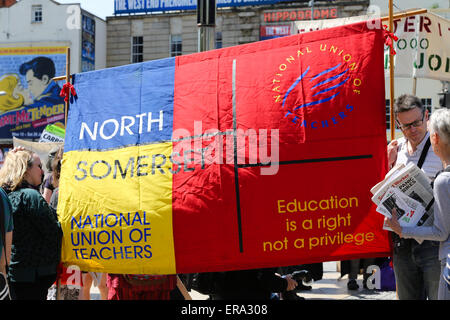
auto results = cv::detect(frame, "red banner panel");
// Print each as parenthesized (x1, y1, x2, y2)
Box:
(172, 21, 390, 273)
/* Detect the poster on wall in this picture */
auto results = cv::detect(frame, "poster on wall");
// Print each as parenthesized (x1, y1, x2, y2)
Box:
(82, 16, 96, 72)
(260, 25, 291, 40)
(0, 46, 66, 140)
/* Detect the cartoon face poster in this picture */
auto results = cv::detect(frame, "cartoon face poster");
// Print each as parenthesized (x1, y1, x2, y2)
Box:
(0, 46, 67, 140)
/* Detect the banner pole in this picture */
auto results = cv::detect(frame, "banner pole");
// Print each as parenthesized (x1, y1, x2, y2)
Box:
(412, 77, 417, 95)
(380, 8, 427, 21)
(177, 276, 192, 300)
(55, 46, 70, 301)
(389, 0, 395, 142)
(65, 47, 70, 127)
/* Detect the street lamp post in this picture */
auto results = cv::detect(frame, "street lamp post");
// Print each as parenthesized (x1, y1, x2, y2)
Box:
(197, 0, 216, 52)
(309, 0, 315, 20)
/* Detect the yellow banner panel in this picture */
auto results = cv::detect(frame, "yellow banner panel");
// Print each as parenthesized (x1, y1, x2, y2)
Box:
(57, 142, 176, 274)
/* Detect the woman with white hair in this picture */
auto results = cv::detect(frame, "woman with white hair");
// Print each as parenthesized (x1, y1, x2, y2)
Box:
(0, 149, 62, 300)
(387, 108, 450, 300)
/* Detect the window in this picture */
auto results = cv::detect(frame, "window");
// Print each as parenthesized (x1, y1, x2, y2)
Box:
(215, 32, 223, 49)
(131, 36, 143, 63)
(32, 5, 42, 23)
(421, 98, 432, 114)
(170, 35, 182, 57)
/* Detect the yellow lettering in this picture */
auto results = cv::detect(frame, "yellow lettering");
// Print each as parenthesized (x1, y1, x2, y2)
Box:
(277, 200, 286, 213)
(308, 200, 318, 211)
(286, 56, 295, 64)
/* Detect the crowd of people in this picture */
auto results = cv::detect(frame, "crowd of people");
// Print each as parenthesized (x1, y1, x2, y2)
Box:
(0, 94, 449, 300)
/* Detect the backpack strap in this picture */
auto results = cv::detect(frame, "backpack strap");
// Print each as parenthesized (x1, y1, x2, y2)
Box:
(417, 137, 431, 169)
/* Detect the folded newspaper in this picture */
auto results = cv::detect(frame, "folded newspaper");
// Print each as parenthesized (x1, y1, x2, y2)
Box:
(370, 162, 435, 243)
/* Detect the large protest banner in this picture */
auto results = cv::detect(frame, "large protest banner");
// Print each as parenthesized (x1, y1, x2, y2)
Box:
(58, 21, 390, 275)
(386, 12, 450, 81)
(0, 46, 66, 140)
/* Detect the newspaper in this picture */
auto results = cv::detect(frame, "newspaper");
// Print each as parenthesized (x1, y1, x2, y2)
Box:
(370, 163, 405, 197)
(377, 187, 426, 229)
(371, 162, 435, 242)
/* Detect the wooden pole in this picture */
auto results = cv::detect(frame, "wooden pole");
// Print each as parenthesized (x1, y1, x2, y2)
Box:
(380, 8, 427, 142)
(55, 47, 70, 301)
(380, 8, 427, 21)
(176, 276, 192, 300)
(389, 0, 395, 141)
(52, 75, 71, 82)
(65, 47, 70, 128)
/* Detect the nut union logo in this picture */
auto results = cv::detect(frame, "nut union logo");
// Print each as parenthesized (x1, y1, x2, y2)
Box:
(272, 43, 363, 130)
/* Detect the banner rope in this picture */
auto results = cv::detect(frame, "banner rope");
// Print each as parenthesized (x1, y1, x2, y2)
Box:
(60, 82, 77, 103)
(383, 24, 399, 56)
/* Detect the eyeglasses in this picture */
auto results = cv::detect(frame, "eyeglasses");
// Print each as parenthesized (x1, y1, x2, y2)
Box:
(396, 114, 425, 131)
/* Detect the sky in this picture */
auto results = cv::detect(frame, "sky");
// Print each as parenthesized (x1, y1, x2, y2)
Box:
(55, 0, 115, 20)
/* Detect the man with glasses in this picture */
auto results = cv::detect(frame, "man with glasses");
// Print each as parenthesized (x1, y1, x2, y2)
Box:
(387, 94, 442, 300)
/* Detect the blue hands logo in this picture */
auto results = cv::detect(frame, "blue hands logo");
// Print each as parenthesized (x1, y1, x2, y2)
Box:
(282, 63, 350, 111)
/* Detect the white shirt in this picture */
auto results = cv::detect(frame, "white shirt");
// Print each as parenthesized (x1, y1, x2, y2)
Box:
(396, 132, 443, 180)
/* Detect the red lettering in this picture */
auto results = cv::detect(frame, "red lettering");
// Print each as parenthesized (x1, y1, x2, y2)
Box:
(404, 16, 415, 32)
(282, 12, 290, 21)
(420, 15, 432, 33)
(330, 8, 337, 18)
(276, 12, 283, 22)
(263, 12, 271, 23)
(305, 10, 311, 20)
(290, 11, 296, 21)
(321, 9, 329, 19)
(314, 9, 321, 19)
(15, 110, 30, 125)
(0, 114, 15, 128)
(393, 19, 401, 33)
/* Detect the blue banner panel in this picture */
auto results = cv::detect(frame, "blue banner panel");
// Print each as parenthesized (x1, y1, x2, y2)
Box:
(114, 0, 297, 14)
(65, 57, 175, 152)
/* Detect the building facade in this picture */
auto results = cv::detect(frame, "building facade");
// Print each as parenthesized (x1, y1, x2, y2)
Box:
(106, 0, 449, 142)
(106, 0, 370, 67)
(0, 0, 107, 74)
(0, 0, 107, 145)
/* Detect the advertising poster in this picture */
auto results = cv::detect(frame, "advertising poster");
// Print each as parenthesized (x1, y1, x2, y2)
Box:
(0, 46, 66, 140)
(82, 15, 96, 72)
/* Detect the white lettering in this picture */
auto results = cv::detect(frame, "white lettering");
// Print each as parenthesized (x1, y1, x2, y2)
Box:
(100, 119, 119, 140)
(79, 111, 164, 141)
(147, 110, 164, 132)
(80, 122, 98, 140)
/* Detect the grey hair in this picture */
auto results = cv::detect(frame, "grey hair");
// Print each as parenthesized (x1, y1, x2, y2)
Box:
(429, 108, 450, 145)
(394, 94, 425, 114)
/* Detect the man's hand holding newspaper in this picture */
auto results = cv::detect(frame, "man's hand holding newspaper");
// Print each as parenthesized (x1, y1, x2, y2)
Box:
(385, 208, 403, 237)
(370, 162, 434, 244)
